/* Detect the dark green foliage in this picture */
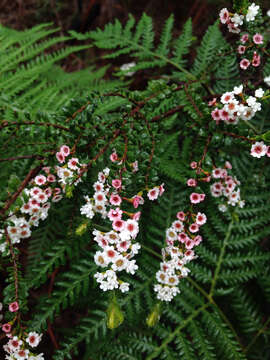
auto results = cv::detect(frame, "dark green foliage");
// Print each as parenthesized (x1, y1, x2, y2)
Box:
(0, 11, 270, 360)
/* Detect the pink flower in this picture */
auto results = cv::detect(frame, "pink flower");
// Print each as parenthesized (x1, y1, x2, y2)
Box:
(178, 232, 187, 243)
(56, 152, 65, 163)
(176, 211, 185, 221)
(208, 98, 217, 107)
(9, 301, 19, 312)
(252, 52, 260, 67)
(112, 219, 125, 232)
(172, 220, 183, 232)
(132, 211, 141, 221)
(42, 167, 50, 174)
(200, 194, 206, 201)
(68, 158, 79, 170)
(34, 175, 46, 186)
(250, 142, 267, 158)
(220, 108, 230, 121)
(112, 179, 122, 189)
(190, 193, 202, 204)
(110, 194, 122, 206)
(253, 33, 263, 44)
(267, 147, 270, 158)
(240, 34, 249, 43)
(190, 161, 197, 169)
(187, 178, 197, 187)
(212, 168, 223, 178)
(227, 22, 240, 34)
(2, 323, 12, 333)
(52, 195, 62, 202)
(196, 212, 207, 225)
(47, 174, 56, 182)
(189, 223, 199, 233)
(147, 188, 159, 201)
(110, 152, 118, 162)
(125, 219, 139, 238)
(211, 108, 221, 122)
(132, 195, 144, 209)
(238, 45, 246, 54)
(54, 187, 61, 195)
(240, 58, 250, 70)
(225, 161, 232, 169)
(107, 208, 122, 221)
(194, 235, 202, 245)
(60, 145, 70, 157)
(185, 239, 195, 249)
(159, 183, 165, 196)
(219, 8, 229, 24)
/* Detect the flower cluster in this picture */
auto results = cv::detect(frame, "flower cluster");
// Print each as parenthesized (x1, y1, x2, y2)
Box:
(210, 85, 263, 125)
(210, 163, 245, 211)
(0, 145, 85, 254)
(219, 4, 260, 34)
(154, 162, 207, 302)
(154, 209, 206, 302)
(219, 4, 268, 70)
(250, 141, 270, 158)
(80, 152, 164, 293)
(3, 332, 43, 360)
(1, 302, 43, 359)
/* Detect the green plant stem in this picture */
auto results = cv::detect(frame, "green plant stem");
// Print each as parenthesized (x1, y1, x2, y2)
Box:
(145, 303, 210, 360)
(244, 317, 270, 354)
(209, 219, 234, 298)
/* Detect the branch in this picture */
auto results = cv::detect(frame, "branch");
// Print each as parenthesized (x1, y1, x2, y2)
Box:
(0, 164, 43, 218)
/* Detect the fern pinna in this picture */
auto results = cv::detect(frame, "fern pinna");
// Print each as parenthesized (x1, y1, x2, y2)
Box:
(0, 1, 270, 359)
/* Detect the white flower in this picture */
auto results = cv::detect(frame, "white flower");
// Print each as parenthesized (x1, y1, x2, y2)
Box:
(26, 332, 42, 348)
(267, 9, 270, 17)
(154, 284, 180, 302)
(103, 167, 110, 176)
(221, 92, 234, 104)
(14, 349, 30, 360)
(233, 84, 243, 95)
(94, 251, 108, 267)
(246, 96, 257, 107)
(255, 88, 264, 98)
(80, 203, 94, 219)
(131, 243, 141, 255)
(239, 200, 245, 208)
(264, 76, 270, 86)
(231, 13, 244, 26)
(119, 282, 130, 293)
(166, 228, 178, 241)
(250, 141, 267, 158)
(119, 229, 132, 241)
(0, 242, 7, 253)
(120, 62, 136, 76)
(246, 3, 260, 22)
(125, 259, 138, 275)
(125, 219, 139, 238)
(94, 191, 107, 204)
(112, 255, 127, 271)
(241, 107, 255, 121)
